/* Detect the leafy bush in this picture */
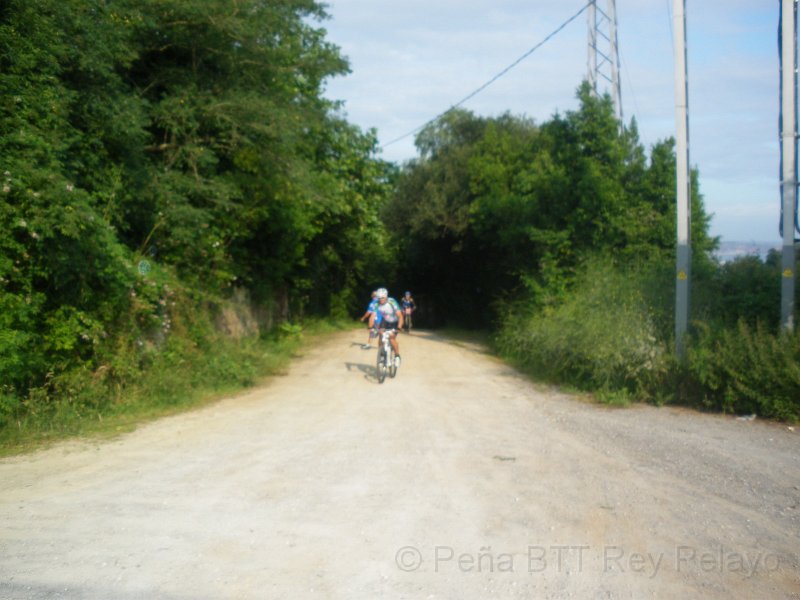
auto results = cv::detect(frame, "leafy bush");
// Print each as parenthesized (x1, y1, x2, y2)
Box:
(0, 283, 327, 452)
(0, 390, 21, 429)
(689, 252, 781, 330)
(685, 320, 800, 421)
(497, 259, 668, 402)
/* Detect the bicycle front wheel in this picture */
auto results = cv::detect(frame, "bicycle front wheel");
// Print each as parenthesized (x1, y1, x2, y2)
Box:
(376, 345, 387, 384)
(389, 345, 397, 378)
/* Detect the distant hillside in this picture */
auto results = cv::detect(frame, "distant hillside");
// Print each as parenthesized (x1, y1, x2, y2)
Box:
(715, 241, 780, 263)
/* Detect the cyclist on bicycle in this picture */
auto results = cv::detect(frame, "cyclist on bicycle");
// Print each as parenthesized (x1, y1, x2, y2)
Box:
(368, 288, 403, 366)
(401, 291, 416, 328)
(359, 290, 379, 349)
(400, 292, 417, 333)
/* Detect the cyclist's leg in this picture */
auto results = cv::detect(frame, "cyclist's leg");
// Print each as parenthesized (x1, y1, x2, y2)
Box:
(363, 321, 376, 348)
(389, 329, 400, 356)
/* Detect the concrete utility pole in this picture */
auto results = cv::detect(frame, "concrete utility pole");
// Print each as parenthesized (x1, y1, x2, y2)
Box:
(780, 0, 797, 332)
(587, 0, 623, 123)
(673, 0, 691, 358)
(588, 1, 597, 92)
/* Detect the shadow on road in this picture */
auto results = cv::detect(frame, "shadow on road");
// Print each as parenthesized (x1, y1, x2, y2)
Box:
(345, 361, 378, 383)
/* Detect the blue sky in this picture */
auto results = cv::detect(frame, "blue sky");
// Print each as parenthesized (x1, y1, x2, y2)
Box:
(319, 0, 782, 244)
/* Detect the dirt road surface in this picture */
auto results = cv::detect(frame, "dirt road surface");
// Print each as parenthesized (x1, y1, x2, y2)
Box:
(1, 330, 798, 599)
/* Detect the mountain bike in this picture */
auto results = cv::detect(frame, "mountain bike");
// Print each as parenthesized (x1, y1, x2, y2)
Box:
(376, 328, 398, 383)
(403, 307, 413, 333)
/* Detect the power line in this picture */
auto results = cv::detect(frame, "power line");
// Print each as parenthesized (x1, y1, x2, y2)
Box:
(665, 0, 674, 53)
(381, 1, 594, 150)
(620, 51, 640, 129)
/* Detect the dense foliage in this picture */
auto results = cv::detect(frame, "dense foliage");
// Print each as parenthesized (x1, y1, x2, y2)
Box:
(1, 1, 795, 437)
(387, 86, 798, 420)
(386, 84, 714, 326)
(0, 0, 393, 430)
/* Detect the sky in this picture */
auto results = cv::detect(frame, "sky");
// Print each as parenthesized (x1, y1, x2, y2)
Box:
(318, 0, 781, 244)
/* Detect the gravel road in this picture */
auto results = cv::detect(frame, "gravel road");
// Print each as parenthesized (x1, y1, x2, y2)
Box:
(1, 329, 798, 599)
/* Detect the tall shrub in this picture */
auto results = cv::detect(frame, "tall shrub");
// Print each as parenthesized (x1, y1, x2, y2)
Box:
(497, 259, 668, 402)
(686, 321, 800, 421)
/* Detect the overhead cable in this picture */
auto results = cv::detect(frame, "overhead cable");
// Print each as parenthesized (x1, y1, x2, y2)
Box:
(381, 1, 594, 149)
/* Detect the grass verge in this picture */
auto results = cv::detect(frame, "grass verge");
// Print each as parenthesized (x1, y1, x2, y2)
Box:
(0, 318, 356, 457)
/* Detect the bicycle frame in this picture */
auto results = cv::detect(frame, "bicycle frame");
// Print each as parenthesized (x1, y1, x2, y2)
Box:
(376, 328, 397, 383)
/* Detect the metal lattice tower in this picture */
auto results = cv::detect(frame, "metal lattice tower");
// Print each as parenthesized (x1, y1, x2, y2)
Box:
(587, 0, 623, 124)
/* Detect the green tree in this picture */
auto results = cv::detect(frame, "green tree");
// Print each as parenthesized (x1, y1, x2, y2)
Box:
(0, 0, 137, 392)
(386, 83, 715, 325)
(0, 0, 393, 403)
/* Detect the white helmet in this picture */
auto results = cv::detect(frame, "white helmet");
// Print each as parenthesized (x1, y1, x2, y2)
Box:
(376, 288, 388, 299)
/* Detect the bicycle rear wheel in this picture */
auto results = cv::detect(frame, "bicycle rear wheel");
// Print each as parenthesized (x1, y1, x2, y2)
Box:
(376, 345, 387, 383)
